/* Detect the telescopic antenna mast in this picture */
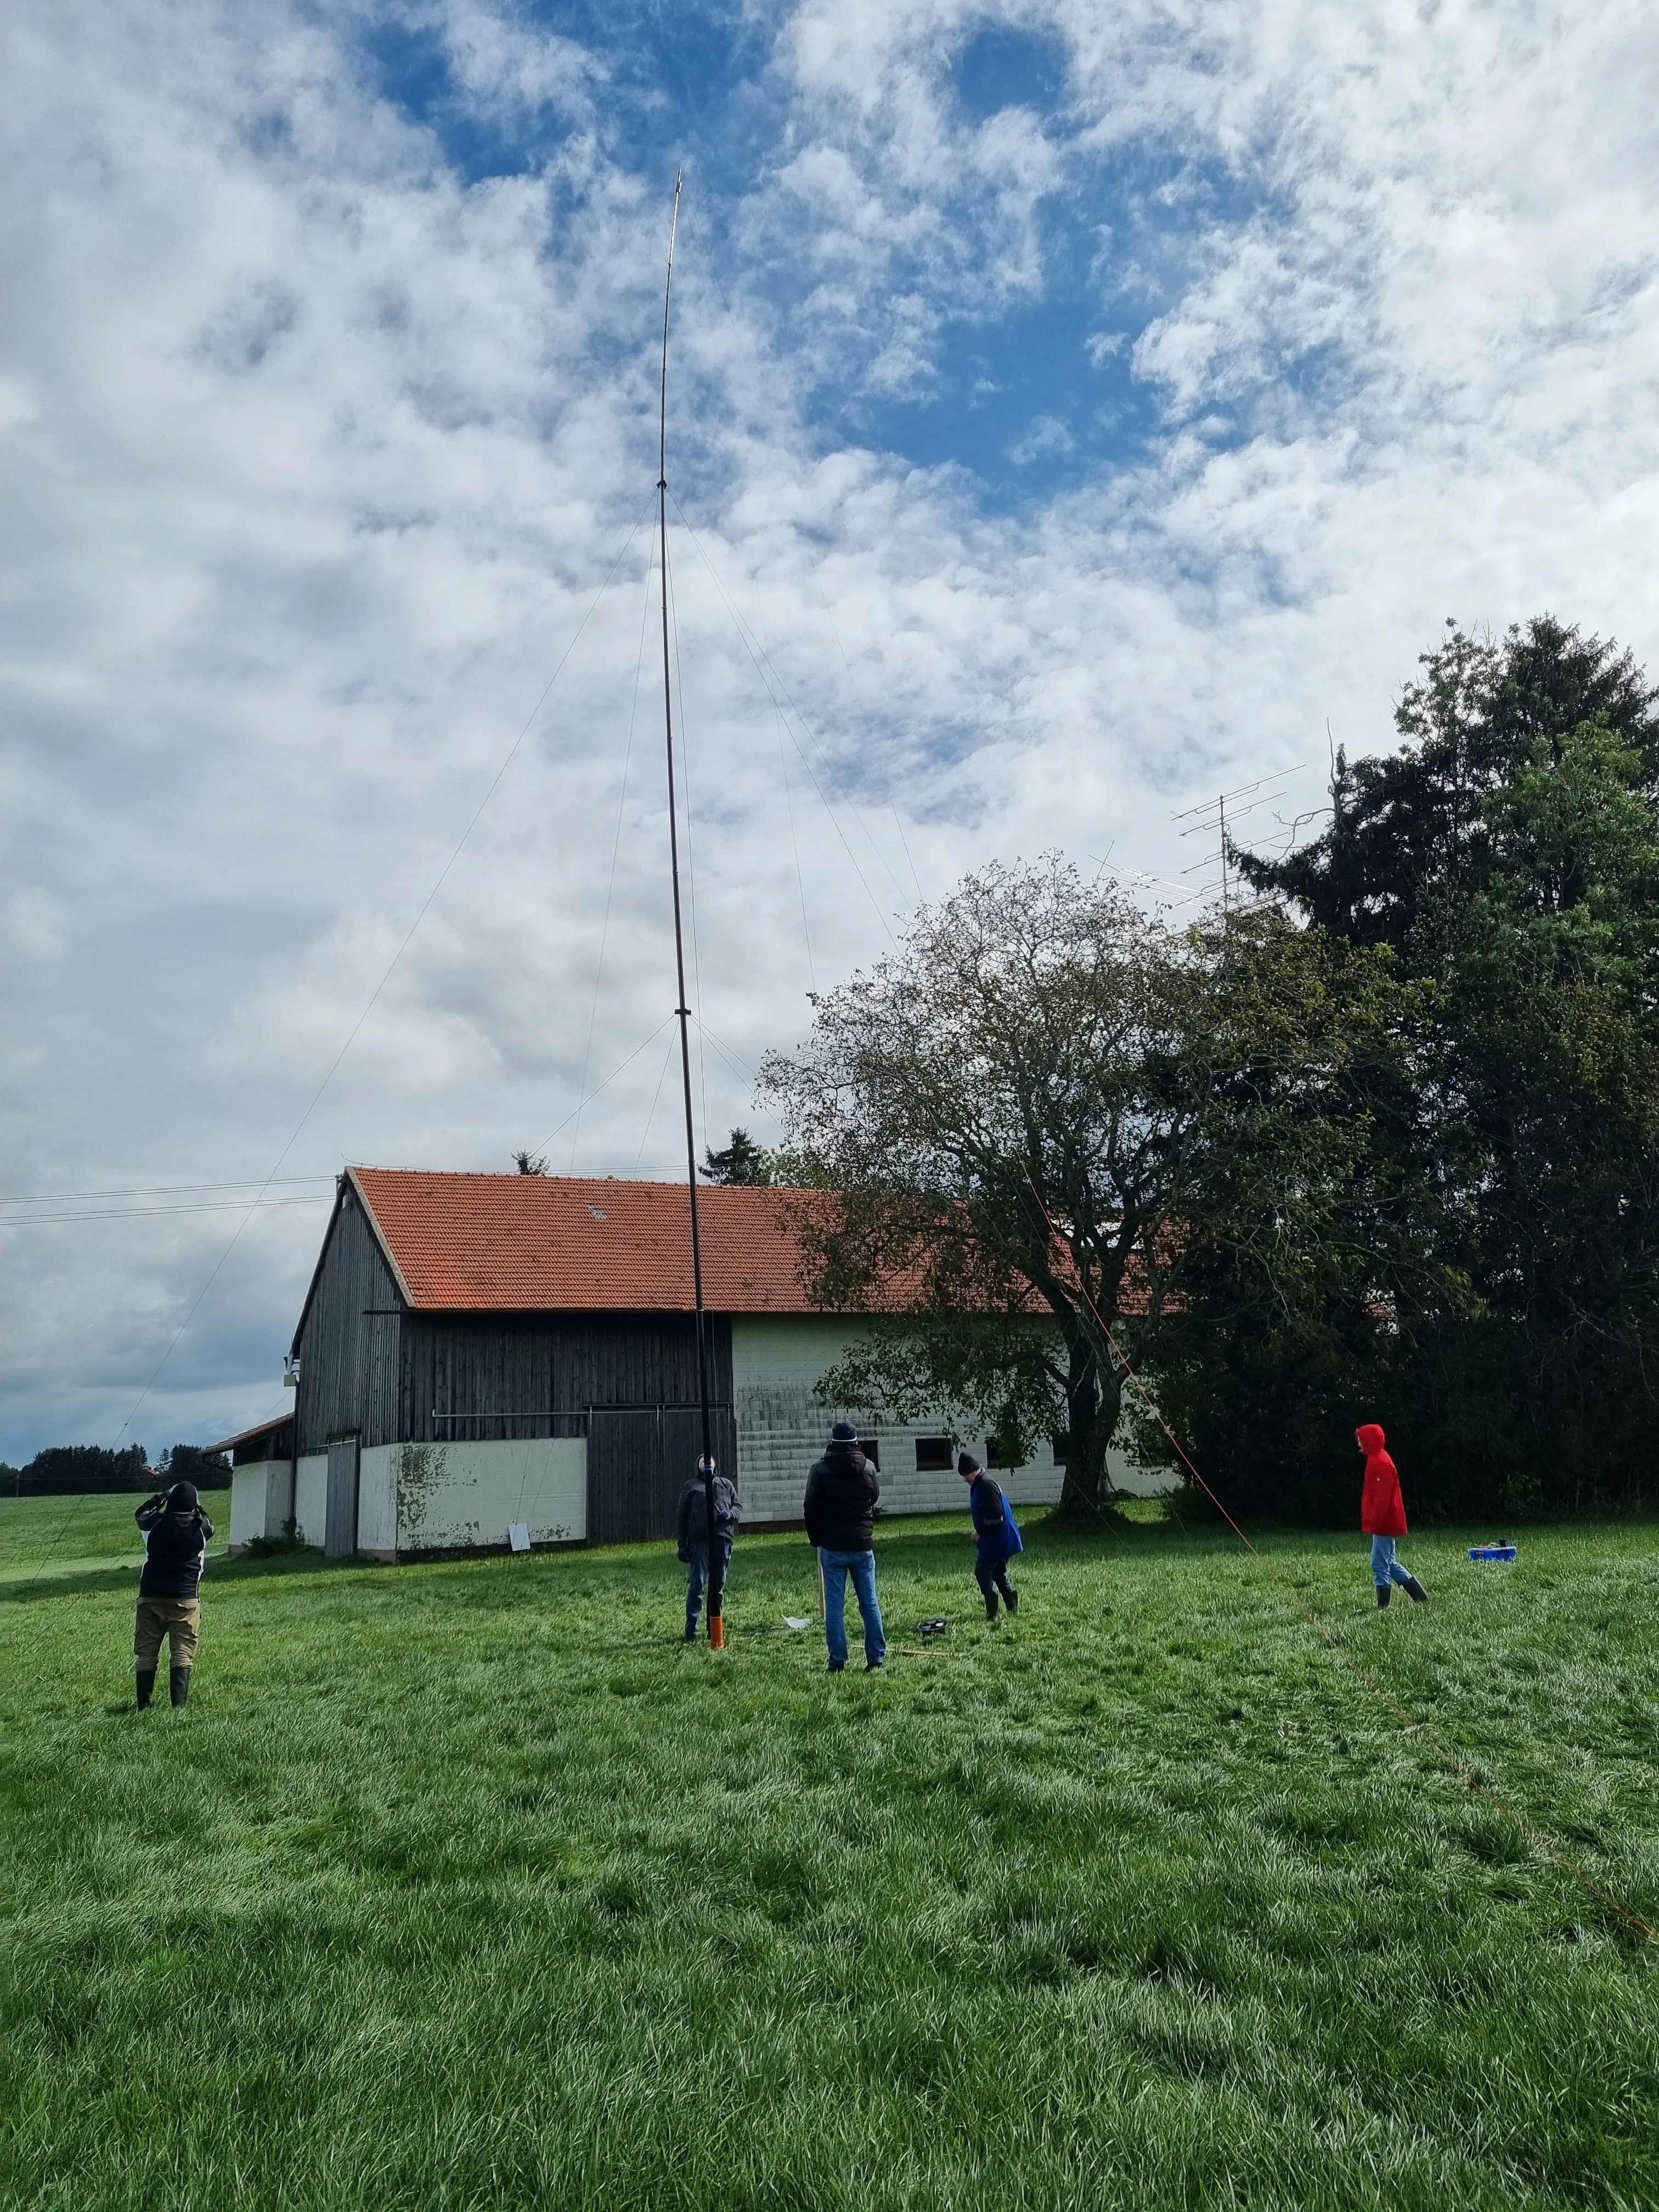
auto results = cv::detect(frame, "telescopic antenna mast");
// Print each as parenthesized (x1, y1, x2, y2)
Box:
(656, 171, 721, 1644)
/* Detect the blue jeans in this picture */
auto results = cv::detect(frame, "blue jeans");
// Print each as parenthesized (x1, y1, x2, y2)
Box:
(685, 1534, 732, 1633)
(1370, 1535, 1412, 1589)
(820, 1548, 886, 1669)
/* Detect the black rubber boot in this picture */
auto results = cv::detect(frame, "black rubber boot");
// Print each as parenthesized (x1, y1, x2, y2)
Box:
(1402, 1575, 1429, 1604)
(170, 1668, 190, 1708)
(984, 1591, 999, 1621)
(136, 1669, 155, 1710)
(1002, 1583, 1019, 1615)
(1375, 1584, 1391, 1609)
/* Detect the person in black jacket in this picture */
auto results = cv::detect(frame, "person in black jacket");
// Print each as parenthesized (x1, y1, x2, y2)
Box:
(133, 1480, 214, 1708)
(803, 1420, 887, 1673)
(676, 1455, 741, 1642)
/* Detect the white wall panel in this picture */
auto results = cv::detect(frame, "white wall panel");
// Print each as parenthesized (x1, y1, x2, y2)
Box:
(390, 1437, 586, 1552)
(292, 1454, 328, 1549)
(229, 1463, 266, 1549)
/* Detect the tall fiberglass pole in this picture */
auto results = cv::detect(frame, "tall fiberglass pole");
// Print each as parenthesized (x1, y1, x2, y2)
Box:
(656, 171, 721, 1644)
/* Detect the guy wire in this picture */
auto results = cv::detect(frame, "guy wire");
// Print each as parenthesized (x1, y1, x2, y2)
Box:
(571, 548, 657, 1170)
(667, 491, 898, 944)
(663, 524, 710, 1148)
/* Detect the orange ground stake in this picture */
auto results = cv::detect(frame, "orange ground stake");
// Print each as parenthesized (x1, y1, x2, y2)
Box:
(709, 1615, 725, 1649)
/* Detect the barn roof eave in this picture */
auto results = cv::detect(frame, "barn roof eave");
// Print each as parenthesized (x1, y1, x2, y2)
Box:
(287, 1171, 414, 1358)
(343, 1165, 418, 1311)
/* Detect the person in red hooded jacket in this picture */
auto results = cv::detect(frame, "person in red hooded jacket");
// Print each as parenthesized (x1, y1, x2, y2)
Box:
(1357, 1424, 1428, 1609)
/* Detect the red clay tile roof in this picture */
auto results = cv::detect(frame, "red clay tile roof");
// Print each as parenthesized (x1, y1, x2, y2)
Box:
(348, 1167, 840, 1314)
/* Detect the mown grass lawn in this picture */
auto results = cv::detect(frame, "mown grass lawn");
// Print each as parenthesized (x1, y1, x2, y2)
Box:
(2, 1491, 1656, 2211)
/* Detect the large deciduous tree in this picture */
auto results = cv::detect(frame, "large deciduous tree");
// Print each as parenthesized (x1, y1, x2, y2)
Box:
(759, 862, 1412, 1518)
(759, 862, 1188, 1514)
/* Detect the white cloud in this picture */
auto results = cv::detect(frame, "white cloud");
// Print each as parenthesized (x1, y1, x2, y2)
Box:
(2, 0, 1656, 1457)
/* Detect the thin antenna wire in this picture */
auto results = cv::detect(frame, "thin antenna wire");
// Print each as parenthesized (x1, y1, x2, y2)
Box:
(664, 528, 709, 1149)
(656, 171, 721, 1641)
(667, 492, 898, 943)
(777, 698, 816, 992)
(571, 550, 656, 1170)
(534, 1016, 676, 1158)
(633, 1026, 680, 1173)
(817, 584, 924, 904)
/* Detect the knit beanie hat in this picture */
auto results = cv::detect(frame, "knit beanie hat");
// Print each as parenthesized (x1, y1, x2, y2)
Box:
(168, 1480, 200, 1512)
(830, 1420, 857, 1443)
(957, 1452, 981, 1476)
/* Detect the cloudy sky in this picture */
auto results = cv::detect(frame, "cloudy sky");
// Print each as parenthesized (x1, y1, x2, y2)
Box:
(4, 0, 1656, 1464)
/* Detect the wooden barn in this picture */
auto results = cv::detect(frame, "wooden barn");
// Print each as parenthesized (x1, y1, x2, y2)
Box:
(228, 1167, 1160, 1560)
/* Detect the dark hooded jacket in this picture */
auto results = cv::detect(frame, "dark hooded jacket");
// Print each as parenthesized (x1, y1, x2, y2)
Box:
(1357, 1424, 1407, 1537)
(969, 1472, 1020, 1563)
(803, 1439, 880, 1551)
(676, 1470, 741, 1558)
(136, 1485, 215, 1600)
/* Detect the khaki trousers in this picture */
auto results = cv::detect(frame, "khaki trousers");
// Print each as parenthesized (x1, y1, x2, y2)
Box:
(134, 1597, 200, 1672)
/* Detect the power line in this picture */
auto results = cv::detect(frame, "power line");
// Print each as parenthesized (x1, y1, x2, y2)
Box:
(3, 1195, 333, 1227)
(1, 1176, 335, 1206)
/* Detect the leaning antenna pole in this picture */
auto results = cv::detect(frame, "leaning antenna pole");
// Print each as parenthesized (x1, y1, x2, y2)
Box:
(656, 171, 721, 1644)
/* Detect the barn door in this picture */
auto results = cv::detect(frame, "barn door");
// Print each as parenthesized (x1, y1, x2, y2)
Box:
(586, 1405, 737, 1547)
(325, 1438, 359, 1558)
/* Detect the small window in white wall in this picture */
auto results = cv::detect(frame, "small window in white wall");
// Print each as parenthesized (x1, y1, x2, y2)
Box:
(915, 1437, 953, 1471)
(859, 1435, 881, 1469)
(1051, 1434, 1070, 1466)
(986, 1437, 1012, 1469)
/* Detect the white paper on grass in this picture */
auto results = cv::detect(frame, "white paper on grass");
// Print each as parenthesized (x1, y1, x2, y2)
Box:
(507, 1523, 531, 1553)
(783, 1616, 812, 1631)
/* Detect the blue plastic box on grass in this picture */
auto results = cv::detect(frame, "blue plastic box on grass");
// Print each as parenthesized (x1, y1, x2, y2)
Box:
(1469, 1543, 1518, 1563)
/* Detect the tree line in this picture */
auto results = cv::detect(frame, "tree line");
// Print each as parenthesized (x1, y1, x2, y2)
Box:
(2, 1443, 231, 1497)
(756, 616, 1658, 1525)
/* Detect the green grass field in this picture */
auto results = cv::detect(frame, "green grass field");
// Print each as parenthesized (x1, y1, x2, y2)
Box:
(3, 1491, 1656, 2210)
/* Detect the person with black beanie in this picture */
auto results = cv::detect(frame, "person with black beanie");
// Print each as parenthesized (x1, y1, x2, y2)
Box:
(803, 1420, 887, 1673)
(133, 1480, 213, 1708)
(958, 1451, 1023, 1621)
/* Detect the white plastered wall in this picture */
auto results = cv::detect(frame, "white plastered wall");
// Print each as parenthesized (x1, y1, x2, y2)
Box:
(731, 1316, 1062, 1520)
(730, 1316, 1170, 1521)
(292, 1453, 329, 1548)
(359, 1437, 587, 1554)
(229, 1459, 295, 1550)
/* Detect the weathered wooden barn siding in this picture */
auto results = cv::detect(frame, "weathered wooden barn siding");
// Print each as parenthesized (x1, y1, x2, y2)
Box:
(402, 1312, 736, 1544)
(297, 1222, 744, 1539)
(397, 1313, 733, 1444)
(293, 1190, 404, 1454)
(586, 1403, 738, 1545)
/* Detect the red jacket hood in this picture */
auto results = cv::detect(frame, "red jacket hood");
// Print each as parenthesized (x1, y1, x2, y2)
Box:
(1357, 1423, 1407, 1536)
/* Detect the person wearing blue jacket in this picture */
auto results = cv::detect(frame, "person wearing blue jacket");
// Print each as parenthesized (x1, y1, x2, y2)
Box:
(958, 1452, 1022, 1621)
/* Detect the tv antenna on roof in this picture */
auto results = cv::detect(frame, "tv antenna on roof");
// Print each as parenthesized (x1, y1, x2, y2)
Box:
(655, 171, 722, 1646)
